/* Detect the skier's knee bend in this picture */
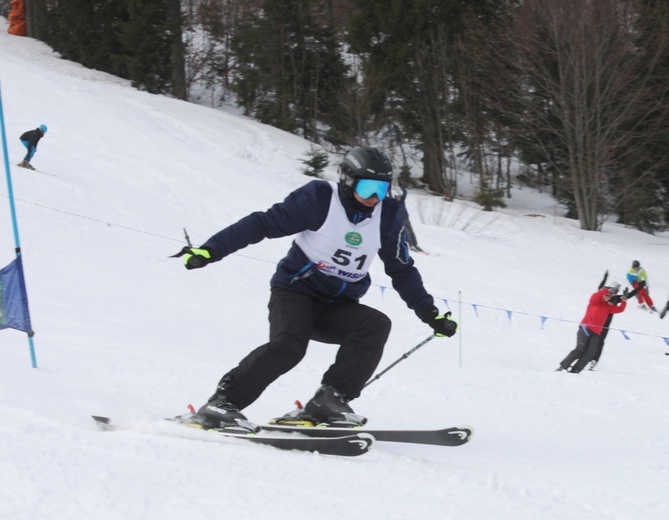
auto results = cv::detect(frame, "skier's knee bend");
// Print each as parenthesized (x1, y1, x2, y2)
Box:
(268, 335, 309, 365)
(361, 310, 392, 342)
(375, 312, 392, 337)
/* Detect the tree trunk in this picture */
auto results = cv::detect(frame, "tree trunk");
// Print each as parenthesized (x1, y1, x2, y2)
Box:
(169, 0, 186, 100)
(24, 0, 48, 41)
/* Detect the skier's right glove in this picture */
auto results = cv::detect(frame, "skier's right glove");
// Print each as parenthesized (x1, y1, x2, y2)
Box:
(183, 247, 213, 270)
(423, 307, 458, 338)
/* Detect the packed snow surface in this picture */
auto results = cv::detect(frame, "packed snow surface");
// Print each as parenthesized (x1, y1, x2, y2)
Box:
(1, 19, 668, 520)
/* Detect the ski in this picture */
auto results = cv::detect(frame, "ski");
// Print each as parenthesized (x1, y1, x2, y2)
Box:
(91, 415, 373, 457)
(16, 163, 55, 176)
(262, 423, 473, 447)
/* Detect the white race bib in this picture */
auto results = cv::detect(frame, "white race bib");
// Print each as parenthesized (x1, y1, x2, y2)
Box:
(295, 182, 382, 281)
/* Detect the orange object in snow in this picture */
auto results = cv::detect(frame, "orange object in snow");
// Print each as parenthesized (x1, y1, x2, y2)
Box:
(8, 0, 27, 37)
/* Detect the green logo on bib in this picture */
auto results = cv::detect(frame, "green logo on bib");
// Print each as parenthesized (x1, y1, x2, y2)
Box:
(345, 232, 363, 246)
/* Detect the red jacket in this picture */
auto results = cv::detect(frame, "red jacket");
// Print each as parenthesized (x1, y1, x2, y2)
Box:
(581, 288, 626, 335)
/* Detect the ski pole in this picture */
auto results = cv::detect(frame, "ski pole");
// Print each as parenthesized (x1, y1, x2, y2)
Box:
(363, 334, 437, 389)
(169, 228, 194, 258)
(183, 227, 193, 247)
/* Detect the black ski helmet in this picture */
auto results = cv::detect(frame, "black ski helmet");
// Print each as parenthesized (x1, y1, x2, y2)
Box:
(632, 260, 640, 268)
(338, 147, 394, 189)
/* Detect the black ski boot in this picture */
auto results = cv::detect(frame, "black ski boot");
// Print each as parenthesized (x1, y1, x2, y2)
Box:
(302, 386, 367, 427)
(18, 161, 35, 170)
(195, 394, 256, 432)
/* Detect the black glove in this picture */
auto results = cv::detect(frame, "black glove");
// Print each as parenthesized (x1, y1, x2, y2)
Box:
(169, 246, 213, 270)
(626, 280, 646, 300)
(610, 287, 628, 304)
(423, 307, 458, 338)
(183, 248, 213, 269)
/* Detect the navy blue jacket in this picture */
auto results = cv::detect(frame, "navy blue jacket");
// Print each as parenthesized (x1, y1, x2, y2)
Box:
(202, 180, 435, 321)
(20, 129, 44, 149)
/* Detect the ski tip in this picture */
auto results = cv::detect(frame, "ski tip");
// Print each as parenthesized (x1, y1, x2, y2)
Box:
(91, 415, 114, 431)
(344, 432, 375, 455)
(318, 432, 374, 456)
(357, 432, 375, 447)
(453, 425, 475, 441)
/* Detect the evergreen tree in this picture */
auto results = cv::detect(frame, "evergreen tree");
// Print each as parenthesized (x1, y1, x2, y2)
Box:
(42, 0, 181, 97)
(301, 146, 329, 178)
(24, 0, 49, 41)
(232, 0, 349, 143)
(119, 0, 177, 94)
(347, 0, 505, 196)
(45, 0, 127, 76)
(623, 0, 669, 230)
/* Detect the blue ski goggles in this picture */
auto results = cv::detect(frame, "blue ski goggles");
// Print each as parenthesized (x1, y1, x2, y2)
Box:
(354, 179, 390, 200)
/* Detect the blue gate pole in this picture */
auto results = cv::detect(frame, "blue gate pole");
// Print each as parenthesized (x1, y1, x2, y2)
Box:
(0, 79, 38, 368)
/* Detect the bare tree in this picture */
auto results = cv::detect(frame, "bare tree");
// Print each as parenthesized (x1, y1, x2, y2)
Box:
(181, 0, 257, 106)
(484, 0, 669, 230)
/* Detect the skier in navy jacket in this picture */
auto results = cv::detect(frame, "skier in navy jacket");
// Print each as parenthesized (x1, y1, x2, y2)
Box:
(179, 147, 457, 428)
(19, 124, 47, 169)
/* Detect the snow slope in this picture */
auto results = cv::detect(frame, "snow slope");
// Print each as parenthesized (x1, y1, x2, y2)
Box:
(1, 19, 668, 520)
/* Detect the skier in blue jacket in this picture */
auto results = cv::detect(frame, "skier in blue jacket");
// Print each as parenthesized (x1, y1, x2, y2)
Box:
(179, 147, 457, 429)
(18, 124, 47, 169)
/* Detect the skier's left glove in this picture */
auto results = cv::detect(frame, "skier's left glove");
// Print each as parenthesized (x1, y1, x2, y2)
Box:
(423, 306, 458, 338)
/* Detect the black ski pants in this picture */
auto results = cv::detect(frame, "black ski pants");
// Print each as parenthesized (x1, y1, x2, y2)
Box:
(559, 327, 602, 373)
(217, 288, 391, 410)
(592, 315, 612, 363)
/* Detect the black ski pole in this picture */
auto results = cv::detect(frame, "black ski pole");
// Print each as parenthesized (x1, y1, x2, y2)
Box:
(169, 228, 194, 258)
(183, 227, 193, 247)
(363, 334, 437, 389)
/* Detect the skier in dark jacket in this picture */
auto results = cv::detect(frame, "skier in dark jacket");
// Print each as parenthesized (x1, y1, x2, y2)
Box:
(557, 285, 627, 374)
(178, 147, 457, 429)
(18, 124, 47, 169)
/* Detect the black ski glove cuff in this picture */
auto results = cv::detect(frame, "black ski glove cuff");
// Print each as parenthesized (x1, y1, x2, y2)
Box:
(422, 306, 458, 338)
(421, 306, 440, 324)
(169, 246, 214, 270)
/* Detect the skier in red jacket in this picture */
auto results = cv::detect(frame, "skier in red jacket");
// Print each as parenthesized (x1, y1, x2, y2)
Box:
(557, 285, 627, 373)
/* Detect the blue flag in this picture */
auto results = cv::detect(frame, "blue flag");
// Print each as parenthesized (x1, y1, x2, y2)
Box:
(0, 257, 33, 333)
